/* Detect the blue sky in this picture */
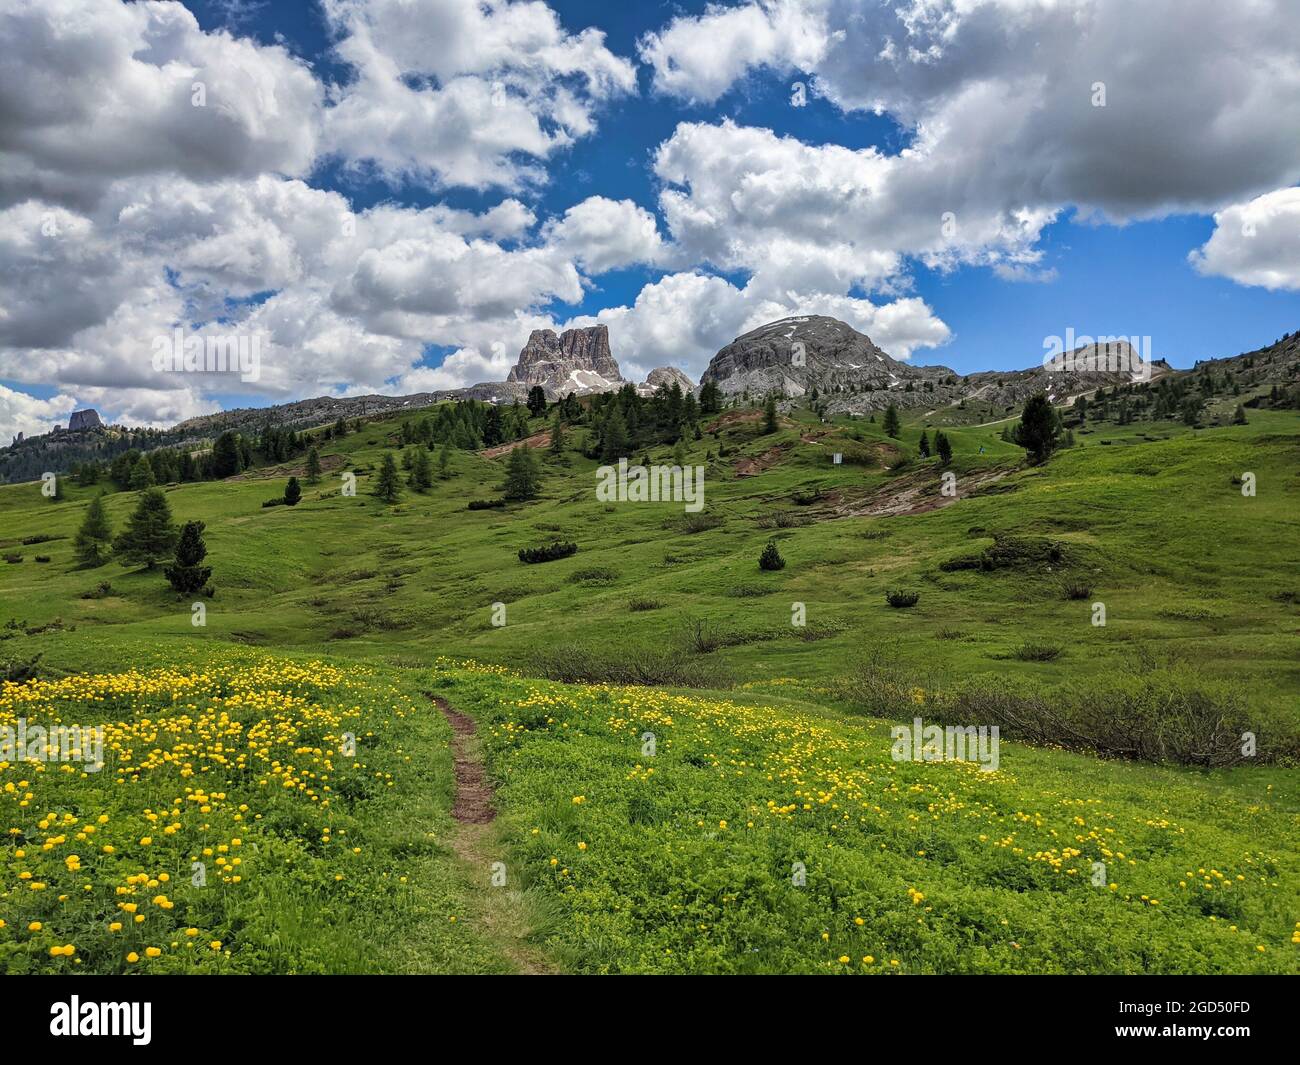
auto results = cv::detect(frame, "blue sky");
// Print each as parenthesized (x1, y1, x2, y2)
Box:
(1, 0, 1298, 438)
(192, 0, 1300, 374)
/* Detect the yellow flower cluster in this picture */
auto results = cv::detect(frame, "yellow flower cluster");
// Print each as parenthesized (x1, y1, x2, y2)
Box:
(1, 654, 416, 972)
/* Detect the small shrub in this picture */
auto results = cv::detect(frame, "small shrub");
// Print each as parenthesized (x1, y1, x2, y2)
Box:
(671, 512, 723, 534)
(758, 540, 785, 571)
(628, 597, 663, 612)
(1062, 581, 1092, 600)
(728, 584, 770, 598)
(680, 616, 727, 653)
(1014, 642, 1063, 662)
(34, 555, 51, 563)
(885, 589, 919, 608)
(80, 580, 113, 599)
(757, 511, 810, 529)
(468, 498, 506, 510)
(518, 541, 577, 564)
(570, 566, 618, 585)
(21, 534, 56, 545)
(527, 645, 732, 689)
(262, 498, 285, 509)
(4, 553, 21, 564)
(1157, 605, 1223, 621)
(2, 653, 43, 683)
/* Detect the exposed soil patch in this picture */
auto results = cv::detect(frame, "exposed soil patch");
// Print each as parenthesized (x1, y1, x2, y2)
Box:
(430, 695, 554, 975)
(832, 465, 1017, 518)
(706, 409, 763, 432)
(231, 453, 346, 481)
(478, 431, 551, 460)
(433, 695, 495, 825)
(734, 444, 788, 477)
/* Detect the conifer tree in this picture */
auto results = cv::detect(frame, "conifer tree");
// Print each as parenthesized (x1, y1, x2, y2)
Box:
(114, 487, 178, 570)
(1012, 393, 1060, 463)
(374, 452, 402, 503)
(602, 408, 630, 462)
(165, 520, 212, 594)
(408, 447, 432, 491)
(212, 431, 242, 478)
(74, 493, 113, 567)
(502, 445, 541, 501)
(306, 447, 322, 483)
(284, 476, 302, 506)
(883, 403, 901, 439)
(129, 455, 156, 490)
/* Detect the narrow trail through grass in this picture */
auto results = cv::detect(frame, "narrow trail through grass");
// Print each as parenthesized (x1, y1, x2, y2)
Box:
(432, 695, 556, 975)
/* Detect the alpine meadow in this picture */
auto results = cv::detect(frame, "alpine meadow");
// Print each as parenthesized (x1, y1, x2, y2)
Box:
(1, 0, 1298, 1015)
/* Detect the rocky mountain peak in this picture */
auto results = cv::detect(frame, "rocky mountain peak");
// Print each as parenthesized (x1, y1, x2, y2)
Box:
(639, 366, 696, 396)
(68, 409, 102, 431)
(506, 324, 624, 395)
(701, 316, 930, 400)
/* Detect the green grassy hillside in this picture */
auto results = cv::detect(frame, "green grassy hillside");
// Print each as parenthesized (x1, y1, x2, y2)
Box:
(2, 401, 1297, 972)
(3, 404, 1297, 706)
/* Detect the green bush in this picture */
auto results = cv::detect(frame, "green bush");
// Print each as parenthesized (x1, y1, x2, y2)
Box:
(518, 541, 577, 564)
(758, 540, 785, 571)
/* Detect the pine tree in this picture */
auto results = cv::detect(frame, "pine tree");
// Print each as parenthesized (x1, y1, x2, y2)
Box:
(334, 417, 348, 438)
(437, 441, 453, 479)
(129, 456, 156, 490)
(306, 447, 322, 484)
(602, 408, 630, 462)
(672, 440, 687, 467)
(74, 493, 113, 567)
(212, 431, 242, 478)
(918, 430, 931, 458)
(1232, 404, 1248, 425)
(762, 395, 779, 434)
(114, 487, 178, 570)
(935, 430, 953, 466)
(374, 452, 402, 503)
(1012, 393, 1060, 463)
(527, 386, 548, 418)
(883, 403, 901, 439)
(758, 540, 786, 571)
(284, 476, 302, 506)
(549, 411, 566, 454)
(164, 520, 212, 595)
(502, 445, 541, 501)
(408, 447, 432, 491)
